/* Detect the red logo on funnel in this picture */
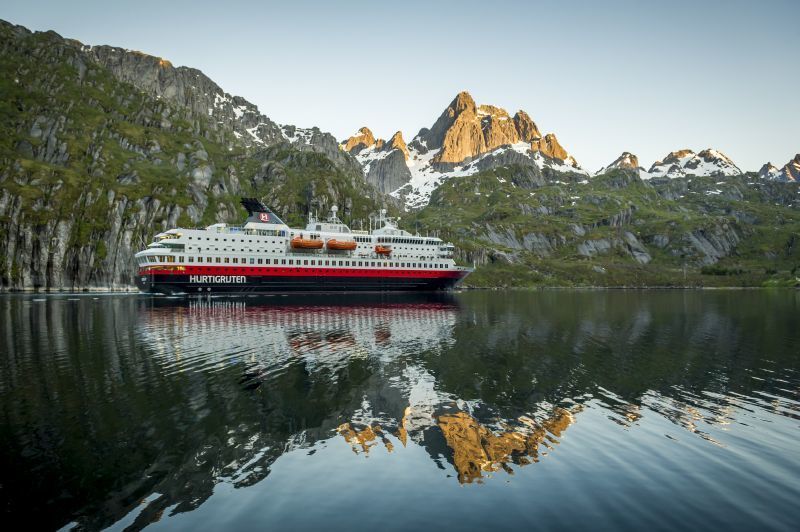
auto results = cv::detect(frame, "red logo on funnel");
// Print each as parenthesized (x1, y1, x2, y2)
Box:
(258, 212, 270, 222)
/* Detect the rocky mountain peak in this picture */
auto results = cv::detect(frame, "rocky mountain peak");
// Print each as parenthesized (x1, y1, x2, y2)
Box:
(452, 91, 478, 115)
(343, 127, 377, 153)
(513, 110, 541, 142)
(596, 152, 639, 175)
(658, 149, 695, 166)
(384, 131, 409, 160)
(424, 92, 572, 166)
(783, 154, 800, 181)
(420, 90, 478, 151)
(531, 133, 572, 163)
(648, 148, 741, 178)
(758, 162, 781, 179)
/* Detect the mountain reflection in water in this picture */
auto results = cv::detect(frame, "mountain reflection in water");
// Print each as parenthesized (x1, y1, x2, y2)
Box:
(0, 291, 798, 531)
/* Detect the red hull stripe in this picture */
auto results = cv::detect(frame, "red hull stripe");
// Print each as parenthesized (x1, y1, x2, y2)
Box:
(138, 265, 467, 279)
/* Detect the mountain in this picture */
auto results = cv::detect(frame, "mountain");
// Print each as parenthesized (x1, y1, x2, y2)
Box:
(758, 162, 783, 180)
(781, 154, 800, 181)
(646, 149, 742, 178)
(596, 152, 641, 175)
(83, 43, 361, 174)
(342, 127, 411, 194)
(758, 155, 799, 182)
(2, 18, 799, 291)
(0, 19, 387, 291)
(407, 164, 800, 287)
(342, 91, 585, 209)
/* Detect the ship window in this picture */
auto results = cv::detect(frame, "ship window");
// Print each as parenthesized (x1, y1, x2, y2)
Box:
(325, 260, 329, 265)
(188, 257, 194, 263)
(289, 259, 294, 265)
(233, 258, 238, 264)
(250, 258, 255, 264)
(358, 261, 363, 266)
(207, 257, 212, 263)
(345, 261, 350, 266)
(303, 260, 308, 265)
(282, 259, 286, 265)
(215, 257, 221, 263)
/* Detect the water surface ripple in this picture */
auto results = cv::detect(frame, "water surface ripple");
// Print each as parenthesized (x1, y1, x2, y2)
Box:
(0, 291, 798, 531)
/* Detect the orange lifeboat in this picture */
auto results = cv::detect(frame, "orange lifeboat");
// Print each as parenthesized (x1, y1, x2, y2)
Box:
(326, 239, 357, 251)
(375, 245, 392, 256)
(291, 236, 323, 249)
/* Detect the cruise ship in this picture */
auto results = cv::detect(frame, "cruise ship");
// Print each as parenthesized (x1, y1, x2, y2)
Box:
(134, 198, 471, 294)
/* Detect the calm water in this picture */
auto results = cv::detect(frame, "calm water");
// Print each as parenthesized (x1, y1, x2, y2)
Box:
(1, 291, 799, 531)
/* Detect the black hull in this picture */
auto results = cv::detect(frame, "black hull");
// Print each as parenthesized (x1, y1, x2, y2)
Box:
(135, 273, 466, 295)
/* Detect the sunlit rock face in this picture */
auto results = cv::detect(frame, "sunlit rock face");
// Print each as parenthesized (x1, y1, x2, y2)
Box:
(437, 408, 577, 484)
(342, 91, 584, 209)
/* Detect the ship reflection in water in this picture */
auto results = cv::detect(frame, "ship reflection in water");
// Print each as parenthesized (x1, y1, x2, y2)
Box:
(1, 291, 798, 531)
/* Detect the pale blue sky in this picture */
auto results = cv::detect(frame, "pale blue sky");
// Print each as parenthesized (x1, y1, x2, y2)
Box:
(3, 0, 798, 172)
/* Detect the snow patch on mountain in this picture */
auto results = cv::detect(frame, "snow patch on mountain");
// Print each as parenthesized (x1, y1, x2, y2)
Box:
(646, 149, 741, 179)
(391, 141, 587, 209)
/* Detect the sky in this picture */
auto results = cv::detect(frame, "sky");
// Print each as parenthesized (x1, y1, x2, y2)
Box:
(3, 0, 798, 172)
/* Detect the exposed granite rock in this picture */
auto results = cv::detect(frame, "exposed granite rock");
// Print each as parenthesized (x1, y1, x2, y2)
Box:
(383, 131, 409, 160)
(531, 133, 569, 161)
(365, 150, 412, 194)
(420, 91, 477, 151)
(597, 152, 639, 174)
(758, 162, 782, 180)
(513, 110, 541, 142)
(86, 44, 285, 146)
(479, 105, 519, 151)
(435, 108, 486, 164)
(782, 154, 800, 181)
(343, 126, 377, 153)
(682, 224, 741, 265)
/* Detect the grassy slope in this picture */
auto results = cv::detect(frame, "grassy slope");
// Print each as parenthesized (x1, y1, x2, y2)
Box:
(407, 166, 800, 287)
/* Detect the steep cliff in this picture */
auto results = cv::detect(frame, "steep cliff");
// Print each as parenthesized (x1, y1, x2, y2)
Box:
(0, 20, 384, 291)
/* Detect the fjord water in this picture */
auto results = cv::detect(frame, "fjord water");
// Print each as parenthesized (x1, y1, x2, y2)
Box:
(1, 292, 798, 531)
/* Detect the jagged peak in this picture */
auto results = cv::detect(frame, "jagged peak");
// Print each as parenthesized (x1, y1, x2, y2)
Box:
(649, 147, 741, 177)
(597, 151, 640, 175)
(782, 153, 800, 181)
(451, 91, 477, 115)
(656, 149, 695, 166)
(531, 133, 575, 166)
(697, 148, 735, 165)
(512, 110, 541, 142)
(342, 126, 377, 154)
(477, 104, 509, 118)
(384, 131, 409, 160)
(758, 162, 781, 179)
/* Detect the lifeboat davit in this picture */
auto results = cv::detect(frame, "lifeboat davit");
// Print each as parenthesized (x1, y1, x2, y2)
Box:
(375, 245, 392, 255)
(291, 236, 323, 249)
(326, 239, 357, 251)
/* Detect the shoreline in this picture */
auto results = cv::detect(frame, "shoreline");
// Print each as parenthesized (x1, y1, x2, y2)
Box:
(1, 285, 797, 295)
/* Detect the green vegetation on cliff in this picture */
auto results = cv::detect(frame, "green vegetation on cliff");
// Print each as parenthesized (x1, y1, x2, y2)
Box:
(0, 21, 387, 290)
(408, 166, 800, 287)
